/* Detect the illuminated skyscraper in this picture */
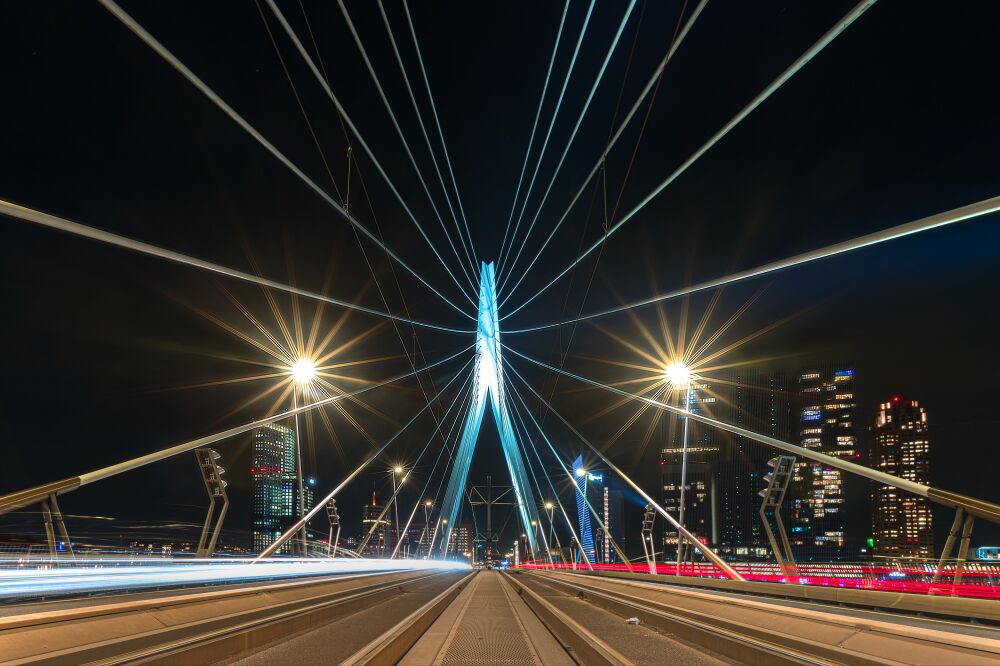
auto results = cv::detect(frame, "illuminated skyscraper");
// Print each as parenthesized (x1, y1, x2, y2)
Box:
(360, 491, 389, 557)
(789, 366, 859, 560)
(250, 423, 297, 553)
(572, 457, 625, 564)
(871, 397, 933, 558)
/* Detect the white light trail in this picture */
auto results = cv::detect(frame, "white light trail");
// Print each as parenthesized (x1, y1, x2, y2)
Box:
(0, 559, 468, 600)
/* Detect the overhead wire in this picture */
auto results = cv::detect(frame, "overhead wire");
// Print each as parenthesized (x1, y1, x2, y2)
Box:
(96, 0, 473, 320)
(0, 198, 474, 334)
(499, 0, 638, 292)
(497, 0, 708, 310)
(496, 0, 571, 269)
(502, 0, 878, 317)
(503, 193, 1000, 333)
(497, 0, 597, 277)
(333, 0, 480, 294)
(398, 0, 479, 271)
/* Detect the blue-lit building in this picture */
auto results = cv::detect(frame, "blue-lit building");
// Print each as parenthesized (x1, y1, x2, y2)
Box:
(572, 456, 624, 564)
(250, 423, 314, 553)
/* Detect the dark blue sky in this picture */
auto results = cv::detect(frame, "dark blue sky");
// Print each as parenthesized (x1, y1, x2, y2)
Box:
(1, 1, 998, 551)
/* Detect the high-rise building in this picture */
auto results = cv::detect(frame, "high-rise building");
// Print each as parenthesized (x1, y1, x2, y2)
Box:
(572, 456, 625, 563)
(661, 381, 719, 554)
(445, 523, 474, 559)
(659, 368, 790, 560)
(871, 397, 933, 558)
(360, 491, 389, 557)
(250, 423, 297, 553)
(789, 366, 859, 560)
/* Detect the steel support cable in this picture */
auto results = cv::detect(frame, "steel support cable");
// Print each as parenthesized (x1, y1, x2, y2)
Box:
(390, 374, 476, 558)
(0, 198, 473, 335)
(498, 0, 707, 308)
(503, 345, 1000, 526)
(499, 0, 637, 293)
(269, 2, 456, 473)
(505, 391, 578, 566)
(0, 343, 474, 517)
(497, 0, 596, 277)
(333, 0, 479, 295)
(503, 0, 876, 317)
(496, 0, 571, 271)
(504, 365, 631, 569)
(505, 193, 1000, 333)
(501, 0, 708, 306)
(374, 0, 476, 278)
(355, 363, 473, 555)
(96, 0, 472, 320)
(502, 381, 593, 569)
(257, 353, 474, 559)
(254, 0, 343, 206)
(401, 0, 478, 271)
(502, 353, 743, 580)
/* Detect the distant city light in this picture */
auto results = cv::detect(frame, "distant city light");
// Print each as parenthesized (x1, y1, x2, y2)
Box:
(291, 358, 316, 384)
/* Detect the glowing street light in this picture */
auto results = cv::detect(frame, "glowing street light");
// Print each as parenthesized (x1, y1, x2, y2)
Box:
(575, 467, 586, 478)
(664, 362, 690, 387)
(665, 361, 693, 571)
(291, 358, 316, 384)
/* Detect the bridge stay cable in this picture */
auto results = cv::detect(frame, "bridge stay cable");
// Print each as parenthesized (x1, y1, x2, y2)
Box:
(96, 0, 474, 319)
(334, 0, 480, 295)
(257, 353, 475, 559)
(502, 0, 878, 318)
(503, 344, 1000, 527)
(499, 0, 707, 310)
(497, 0, 596, 278)
(504, 355, 743, 579)
(355, 362, 474, 556)
(390, 373, 476, 558)
(496, 0, 571, 273)
(504, 193, 1000, 334)
(401, 0, 478, 273)
(498, 0, 638, 293)
(0, 343, 473, 517)
(0, 199, 474, 335)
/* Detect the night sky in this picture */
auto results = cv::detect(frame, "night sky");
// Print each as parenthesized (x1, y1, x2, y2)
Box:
(2, 1, 998, 552)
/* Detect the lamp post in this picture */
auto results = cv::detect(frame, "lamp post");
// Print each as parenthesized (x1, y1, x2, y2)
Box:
(544, 501, 557, 563)
(666, 362, 691, 572)
(391, 466, 403, 556)
(420, 500, 432, 559)
(291, 358, 316, 556)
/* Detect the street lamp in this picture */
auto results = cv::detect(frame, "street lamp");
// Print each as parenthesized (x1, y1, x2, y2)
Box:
(544, 501, 557, 562)
(390, 466, 404, 557)
(665, 361, 692, 570)
(290, 357, 316, 556)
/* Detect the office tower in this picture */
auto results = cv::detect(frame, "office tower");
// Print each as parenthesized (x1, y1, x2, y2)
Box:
(660, 368, 790, 560)
(446, 523, 474, 558)
(660, 381, 719, 555)
(250, 423, 297, 553)
(717, 368, 791, 559)
(572, 456, 625, 563)
(789, 366, 858, 560)
(361, 491, 389, 557)
(871, 397, 933, 558)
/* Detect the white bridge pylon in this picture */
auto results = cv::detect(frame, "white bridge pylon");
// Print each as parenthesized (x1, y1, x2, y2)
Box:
(440, 262, 540, 556)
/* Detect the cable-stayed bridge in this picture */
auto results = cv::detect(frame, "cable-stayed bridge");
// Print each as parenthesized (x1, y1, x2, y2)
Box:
(2, 1, 1000, 663)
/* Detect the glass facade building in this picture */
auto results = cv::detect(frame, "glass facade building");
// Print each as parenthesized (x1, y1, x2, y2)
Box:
(871, 397, 933, 558)
(788, 367, 859, 560)
(250, 423, 297, 554)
